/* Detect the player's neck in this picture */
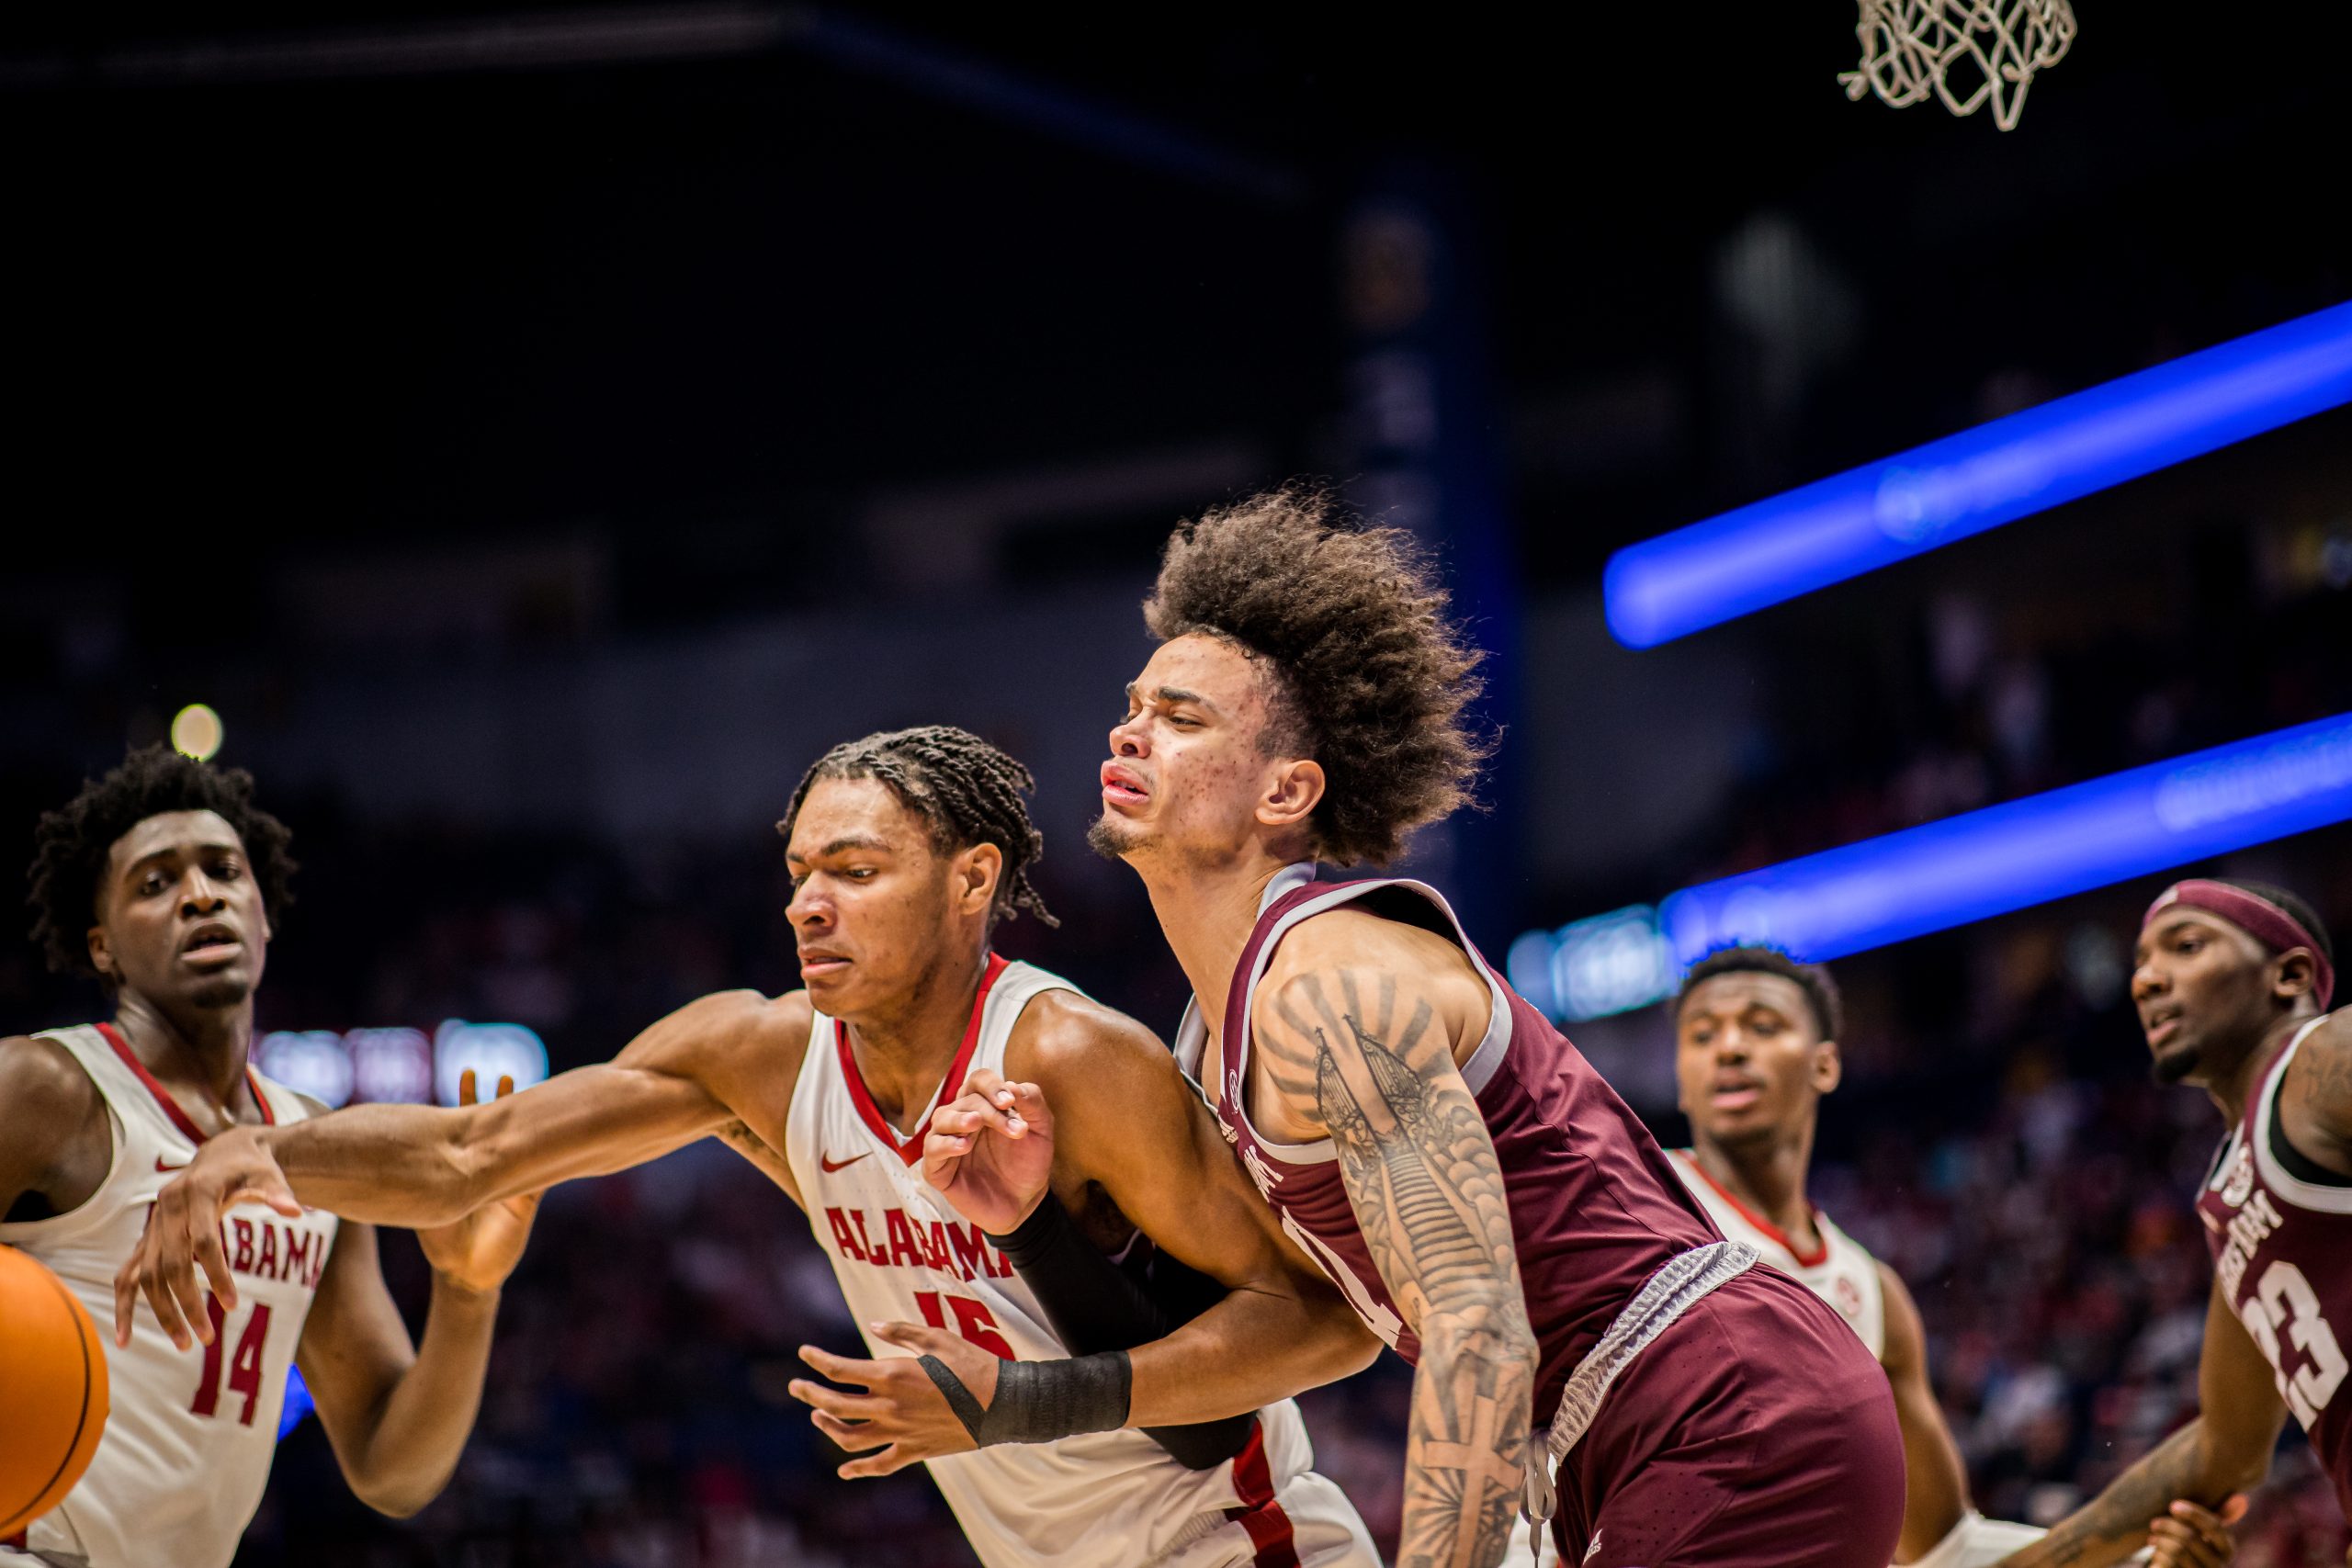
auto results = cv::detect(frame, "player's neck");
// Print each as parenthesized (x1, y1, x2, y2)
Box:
(1694, 1124, 1820, 1254)
(1130, 846, 1300, 1032)
(111, 989, 258, 1116)
(2209, 1009, 2318, 1127)
(837, 943, 992, 1131)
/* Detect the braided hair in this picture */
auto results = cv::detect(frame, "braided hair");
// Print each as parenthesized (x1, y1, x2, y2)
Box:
(28, 745, 298, 977)
(779, 726, 1057, 930)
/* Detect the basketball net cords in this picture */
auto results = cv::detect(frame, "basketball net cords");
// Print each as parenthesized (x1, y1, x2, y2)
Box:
(1844, 0, 2077, 132)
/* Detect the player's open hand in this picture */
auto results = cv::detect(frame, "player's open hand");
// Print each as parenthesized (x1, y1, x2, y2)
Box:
(788, 1320, 1002, 1478)
(413, 1070, 546, 1295)
(922, 1068, 1055, 1235)
(2146, 1495, 2246, 1568)
(113, 1124, 302, 1351)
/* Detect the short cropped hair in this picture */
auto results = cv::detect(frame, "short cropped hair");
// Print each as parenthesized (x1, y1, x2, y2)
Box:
(1673, 945, 1843, 1042)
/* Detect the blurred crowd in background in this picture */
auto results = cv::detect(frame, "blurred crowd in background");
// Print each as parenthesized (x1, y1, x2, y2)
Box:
(2, 512, 2345, 1562)
(9, 6, 2352, 1563)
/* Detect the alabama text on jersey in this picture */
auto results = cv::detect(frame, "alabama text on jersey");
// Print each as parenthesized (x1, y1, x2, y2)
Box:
(0, 1024, 338, 1568)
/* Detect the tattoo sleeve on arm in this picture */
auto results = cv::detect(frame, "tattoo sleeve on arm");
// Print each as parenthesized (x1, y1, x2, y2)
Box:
(1267, 969, 1535, 1568)
(1998, 1421, 2206, 1568)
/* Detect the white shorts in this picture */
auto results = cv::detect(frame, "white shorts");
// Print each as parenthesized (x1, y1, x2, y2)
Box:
(1149, 1471, 1381, 1568)
(1910, 1512, 2047, 1568)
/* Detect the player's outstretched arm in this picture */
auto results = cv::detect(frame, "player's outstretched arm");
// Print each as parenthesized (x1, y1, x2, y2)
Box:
(1996, 1280, 2284, 1568)
(1878, 1262, 1972, 1561)
(116, 989, 801, 1348)
(1256, 935, 1535, 1568)
(296, 1072, 542, 1517)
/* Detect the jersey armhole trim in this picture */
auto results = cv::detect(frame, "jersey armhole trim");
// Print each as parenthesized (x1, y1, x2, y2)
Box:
(2268, 1055, 2352, 1190)
(1221, 873, 1514, 1166)
(2251, 1017, 2352, 1214)
(0, 1031, 127, 1242)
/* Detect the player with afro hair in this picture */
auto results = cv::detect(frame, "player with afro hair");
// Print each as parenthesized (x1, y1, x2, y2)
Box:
(28, 744, 297, 981)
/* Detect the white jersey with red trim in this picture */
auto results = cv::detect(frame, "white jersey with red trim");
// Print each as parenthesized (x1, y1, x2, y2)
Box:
(782, 956, 1375, 1568)
(0, 1023, 338, 1568)
(1666, 1148, 1884, 1359)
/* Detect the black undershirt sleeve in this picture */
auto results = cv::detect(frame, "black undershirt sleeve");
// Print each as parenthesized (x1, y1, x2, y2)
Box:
(987, 1193, 1258, 1470)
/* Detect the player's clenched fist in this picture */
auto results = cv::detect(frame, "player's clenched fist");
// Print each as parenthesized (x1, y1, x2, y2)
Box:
(922, 1068, 1055, 1235)
(113, 1124, 302, 1350)
(2144, 1496, 2244, 1568)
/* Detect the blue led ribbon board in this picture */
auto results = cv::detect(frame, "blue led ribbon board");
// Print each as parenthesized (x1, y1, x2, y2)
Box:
(1659, 711, 2352, 964)
(1605, 300, 2352, 648)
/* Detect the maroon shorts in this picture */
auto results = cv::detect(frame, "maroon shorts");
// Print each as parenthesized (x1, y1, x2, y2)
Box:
(1548, 1266, 1905, 1568)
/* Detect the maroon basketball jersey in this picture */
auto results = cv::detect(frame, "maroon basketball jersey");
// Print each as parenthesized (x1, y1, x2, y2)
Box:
(2196, 1012, 2352, 1516)
(1174, 865, 1724, 1423)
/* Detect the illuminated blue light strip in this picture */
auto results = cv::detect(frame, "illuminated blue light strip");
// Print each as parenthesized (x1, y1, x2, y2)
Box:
(1659, 711, 2352, 964)
(1605, 301, 2352, 648)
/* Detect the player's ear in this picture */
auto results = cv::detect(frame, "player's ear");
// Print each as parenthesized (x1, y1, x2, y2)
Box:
(85, 923, 113, 980)
(1258, 758, 1325, 834)
(2273, 948, 2317, 1004)
(954, 841, 1003, 919)
(1811, 1038, 1843, 1096)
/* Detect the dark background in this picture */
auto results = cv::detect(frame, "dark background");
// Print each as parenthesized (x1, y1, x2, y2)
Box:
(5, 5, 2351, 1562)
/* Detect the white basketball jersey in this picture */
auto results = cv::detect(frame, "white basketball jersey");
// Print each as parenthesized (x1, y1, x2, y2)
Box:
(1666, 1148, 1885, 1359)
(784, 956, 1322, 1568)
(0, 1024, 339, 1568)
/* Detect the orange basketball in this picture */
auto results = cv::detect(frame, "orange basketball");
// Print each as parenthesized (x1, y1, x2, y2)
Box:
(0, 1245, 109, 1537)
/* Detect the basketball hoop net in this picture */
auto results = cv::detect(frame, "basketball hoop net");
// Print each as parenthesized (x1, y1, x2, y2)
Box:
(1844, 0, 2076, 131)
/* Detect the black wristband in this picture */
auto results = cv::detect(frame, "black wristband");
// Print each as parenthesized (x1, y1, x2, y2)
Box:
(918, 1350, 1132, 1447)
(919, 1354, 988, 1439)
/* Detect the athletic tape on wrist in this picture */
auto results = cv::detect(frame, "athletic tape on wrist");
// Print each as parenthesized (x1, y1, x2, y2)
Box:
(918, 1355, 988, 1439)
(917, 1350, 1132, 1446)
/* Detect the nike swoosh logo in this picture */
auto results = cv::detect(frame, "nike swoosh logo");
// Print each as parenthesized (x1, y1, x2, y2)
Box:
(819, 1152, 870, 1173)
(155, 1156, 190, 1173)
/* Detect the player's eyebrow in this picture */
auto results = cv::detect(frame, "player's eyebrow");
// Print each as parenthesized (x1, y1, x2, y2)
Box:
(1124, 682, 1219, 713)
(2137, 912, 2209, 959)
(819, 834, 892, 858)
(122, 839, 243, 874)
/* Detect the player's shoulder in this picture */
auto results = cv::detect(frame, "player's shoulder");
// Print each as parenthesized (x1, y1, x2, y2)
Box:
(0, 1033, 103, 1176)
(2290, 1008, 2352, 1121)
(618, 987, 816, 1091)
(0, 1032, 101, 1127)
(684, 986, 815, 1045)
(1254, 901, 1486, 1027)
(2302, 1007, 2352, 1060)
(1003, 987, 1174, 1091)
(1007, 986, 1166, 1062)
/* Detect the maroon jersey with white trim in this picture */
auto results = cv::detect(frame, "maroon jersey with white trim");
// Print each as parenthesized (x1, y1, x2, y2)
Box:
(1175, 866, 1724, 1423)
(2197, 1012, 2352, 1516)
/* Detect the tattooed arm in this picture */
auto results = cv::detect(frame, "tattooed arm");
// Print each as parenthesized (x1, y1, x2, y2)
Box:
(1996, 1280, 2283, 1567)
(2281, 1012, 2352, 1173)
(1253, 910, 1536, 1568)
